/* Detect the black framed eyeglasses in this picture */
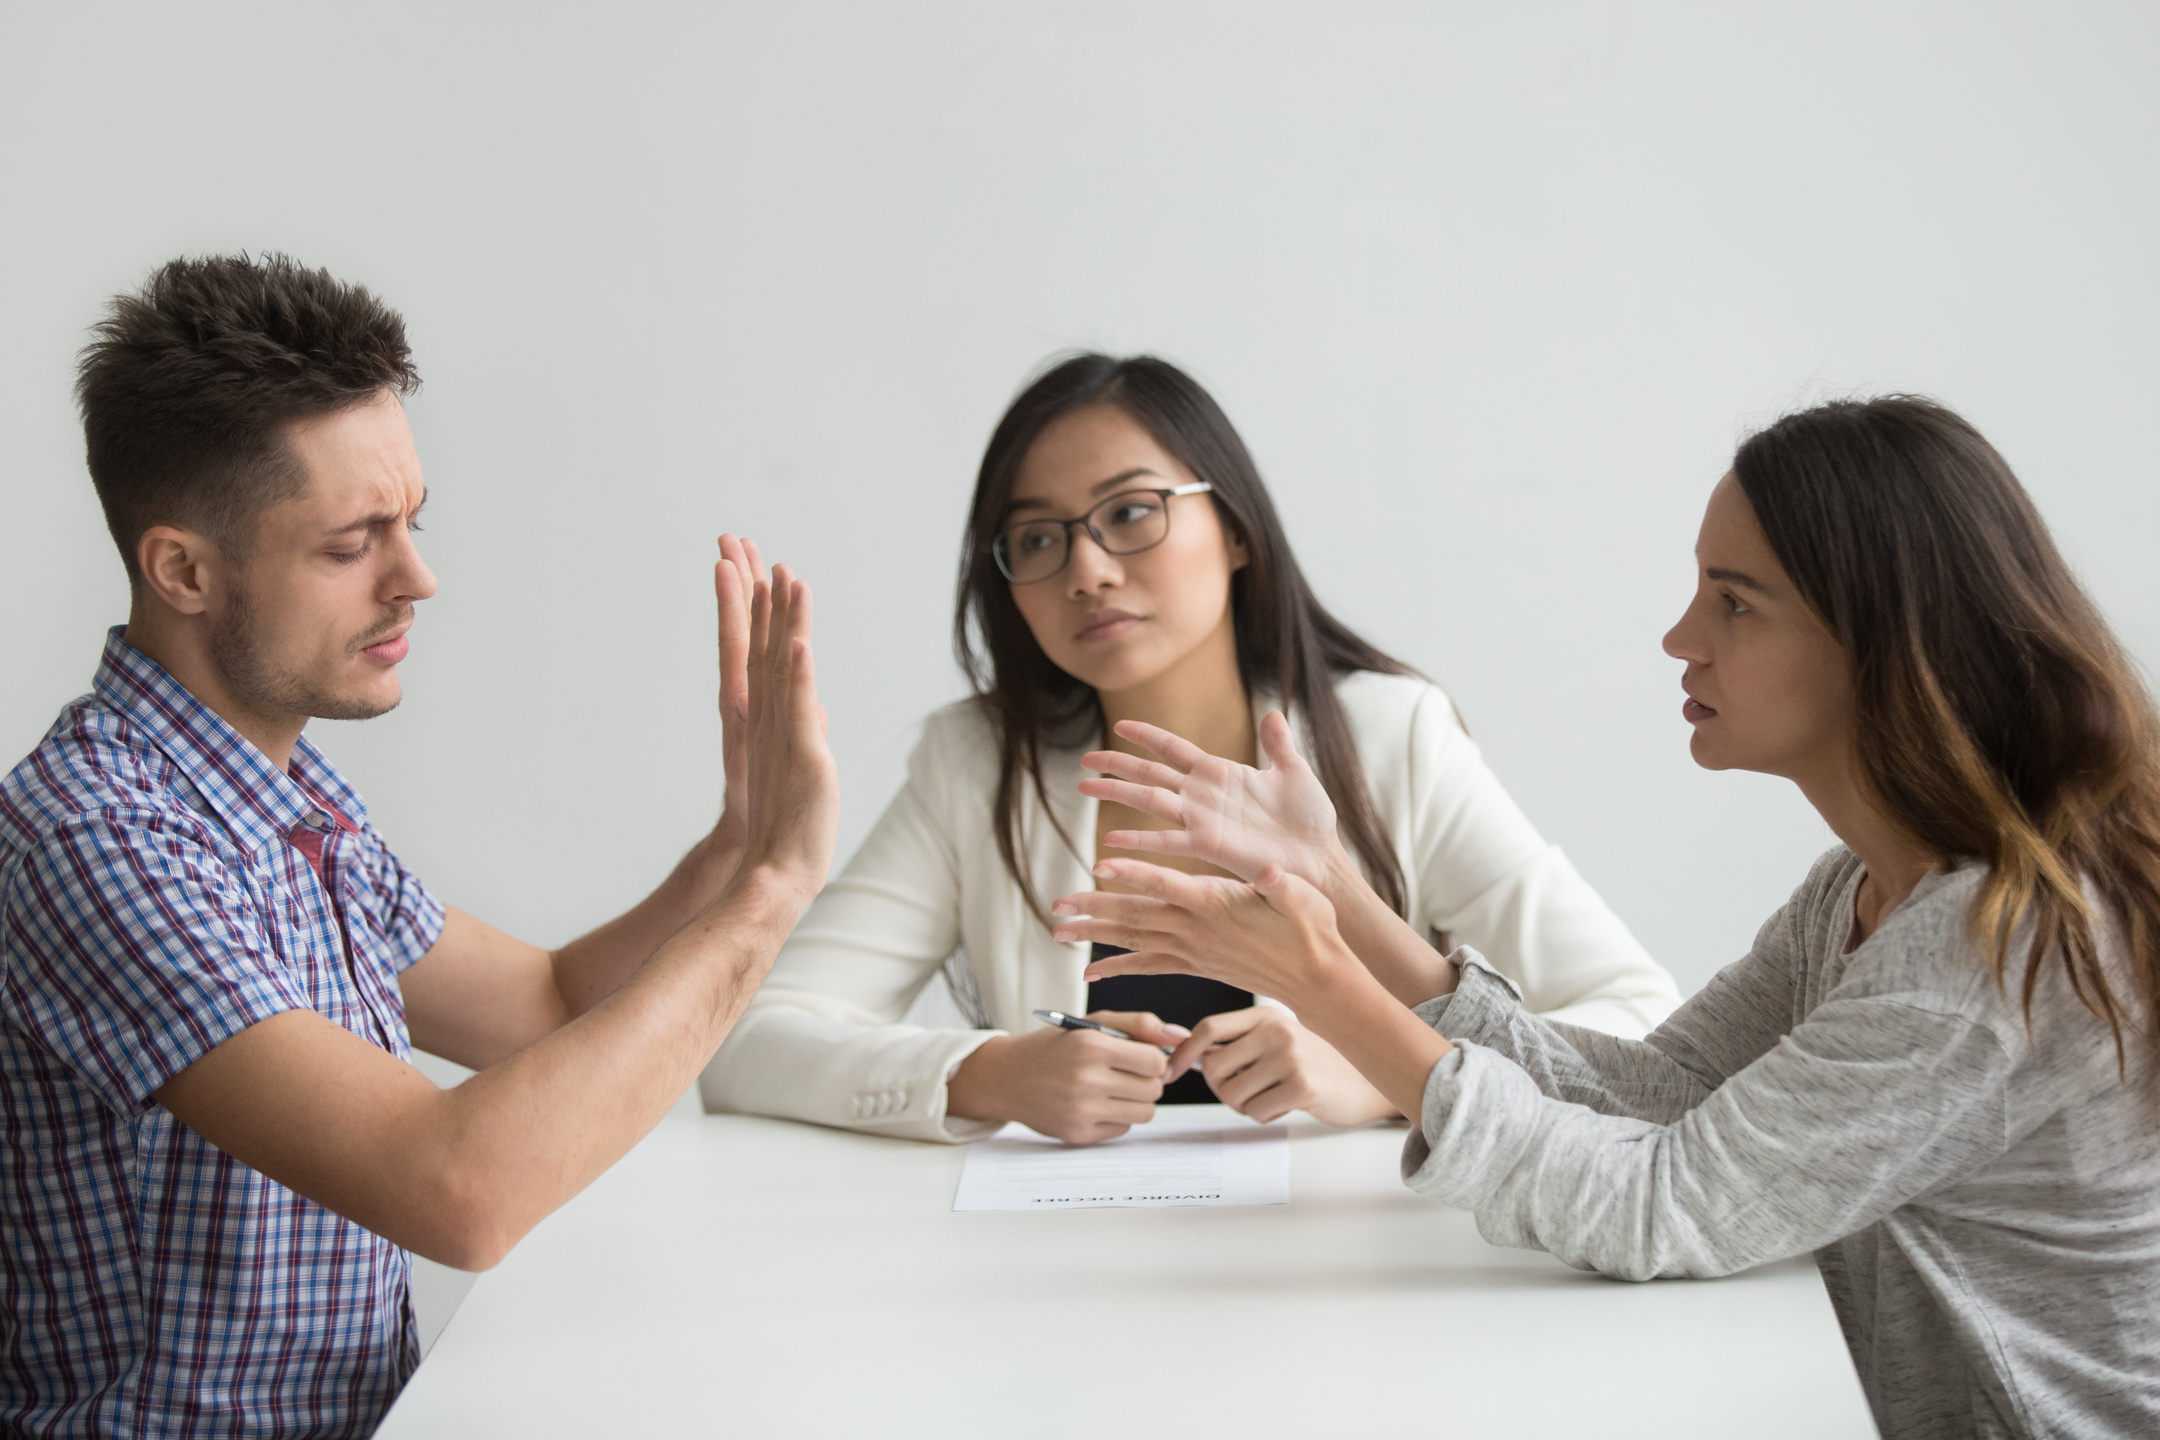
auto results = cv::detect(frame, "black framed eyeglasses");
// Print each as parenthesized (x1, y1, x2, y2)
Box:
(990, 482, 1214, 584)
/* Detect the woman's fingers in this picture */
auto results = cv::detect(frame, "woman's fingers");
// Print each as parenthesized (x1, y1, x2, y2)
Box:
(1080, 947, 1188, 983)
(1200, 1027, 1276, 1090)
(1081, 750, 1188, 793)
(1077, 776, 1185, 824)
(1207, 1052, 1289, 1113)
(1096, 828, 1197, 859)
(1257, 710, 1309, 774)
(1050, 885, 1177, 924)
(1251, 863, 1331, 921)
(1053, 915, 1172, 952)
(1094, 1098, 1158, 1127)
(1090, 857, 1198, 899)
(1089, 1010, 1191, 1047)
(1109, 718, 1211, 772)
(1166, 1008, 1262, 1080)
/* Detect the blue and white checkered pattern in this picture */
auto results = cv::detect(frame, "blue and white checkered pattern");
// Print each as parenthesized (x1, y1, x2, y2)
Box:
(1, 630, 446, 1438)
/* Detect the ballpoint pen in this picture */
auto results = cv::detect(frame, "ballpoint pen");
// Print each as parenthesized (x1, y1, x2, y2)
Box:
(1031, 1008, 1176, 1056)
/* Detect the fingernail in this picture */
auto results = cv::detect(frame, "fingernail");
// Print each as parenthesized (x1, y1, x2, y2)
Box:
(1053, 928, 1077, 943)
(1093, 862, 1113, 878)
(1050, 901, 1075, 916)
(1162, 1025, 1191, 1040)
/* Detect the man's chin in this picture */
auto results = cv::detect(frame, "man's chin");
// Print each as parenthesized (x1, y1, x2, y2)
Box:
(311, 681, 403, 723)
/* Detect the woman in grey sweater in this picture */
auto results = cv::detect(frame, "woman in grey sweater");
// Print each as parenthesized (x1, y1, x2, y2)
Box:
(1053, 396, 2160, 1439)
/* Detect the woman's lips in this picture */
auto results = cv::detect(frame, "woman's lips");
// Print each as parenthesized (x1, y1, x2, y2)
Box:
(361, 634, 410, 665)
(1682, 697, 1718, 723)
(1076, 612, 1143, 643)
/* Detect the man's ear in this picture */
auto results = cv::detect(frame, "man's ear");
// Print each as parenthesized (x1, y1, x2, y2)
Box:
(137, 526, 222, 617)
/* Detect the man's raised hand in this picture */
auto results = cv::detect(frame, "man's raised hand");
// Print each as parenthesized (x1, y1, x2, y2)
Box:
(732, 560, 838, 900)
(712, 533, 767, 858)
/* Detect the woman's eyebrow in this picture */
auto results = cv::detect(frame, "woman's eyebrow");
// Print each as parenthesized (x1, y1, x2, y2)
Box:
(1088, 466, 1161, 496)
(1705, 566, 1772, 593)
(1006, 468, 1163, 517)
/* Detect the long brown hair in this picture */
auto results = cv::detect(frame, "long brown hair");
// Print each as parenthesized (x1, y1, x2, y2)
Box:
(1735, 396, 2160, 1059)
(955, 353, 1416, 925)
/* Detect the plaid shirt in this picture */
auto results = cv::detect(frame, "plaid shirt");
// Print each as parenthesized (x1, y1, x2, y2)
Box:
(0, 630, 445, 1438)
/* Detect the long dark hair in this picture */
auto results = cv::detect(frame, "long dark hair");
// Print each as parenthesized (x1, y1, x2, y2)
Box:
(955, 353, 1416, 925)
(1735, 396, 2160, 1061)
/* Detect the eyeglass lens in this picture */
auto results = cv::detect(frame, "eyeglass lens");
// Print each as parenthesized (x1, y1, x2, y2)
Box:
(998, 492, 1172, 583)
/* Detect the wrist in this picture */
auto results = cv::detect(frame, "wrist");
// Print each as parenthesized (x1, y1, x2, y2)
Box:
(1317, 844, 1377, 914)
(1283, 935, 1387, 1035)
(945, 1035, 1015, 1123)
(1274, 930, 1367, 1019)
(1297, 966, 1452, 1121)
(718, 858, 818, 920)
(699, 813, 746, 862)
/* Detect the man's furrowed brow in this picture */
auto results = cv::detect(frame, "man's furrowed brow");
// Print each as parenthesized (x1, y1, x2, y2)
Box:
(323, 488, 428, 537)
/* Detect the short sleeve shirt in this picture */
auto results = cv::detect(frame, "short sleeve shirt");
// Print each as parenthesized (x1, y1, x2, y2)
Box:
(0, 630, 446, 1439)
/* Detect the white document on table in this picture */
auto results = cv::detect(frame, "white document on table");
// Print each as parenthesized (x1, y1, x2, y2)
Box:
(953, 1104, 1288, 1211)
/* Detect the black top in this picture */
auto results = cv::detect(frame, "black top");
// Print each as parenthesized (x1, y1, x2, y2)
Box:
(1086, 943, 1252, 1104)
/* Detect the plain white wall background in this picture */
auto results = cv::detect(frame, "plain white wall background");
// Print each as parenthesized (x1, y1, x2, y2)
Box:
(7, 2, 2159, 1018)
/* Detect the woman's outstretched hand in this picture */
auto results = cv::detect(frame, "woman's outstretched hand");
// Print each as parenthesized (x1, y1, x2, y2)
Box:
(1081, 712, 1346, 888)
(1053, 857, 1357, 1013)
(1054, 858, 1454, 1125)
(1084, 710, 1463, 1011)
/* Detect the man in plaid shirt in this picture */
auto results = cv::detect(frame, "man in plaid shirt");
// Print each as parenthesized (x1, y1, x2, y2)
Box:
(0, 255, 839, 1438)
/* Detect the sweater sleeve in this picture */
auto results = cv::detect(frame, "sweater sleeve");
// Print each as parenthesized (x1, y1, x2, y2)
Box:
(1399, 930, 2015, 1280)
(1399, 685, 1681, 1037)
(1412, 890, 1816, 1119)
(699, 718, 1003, 1143)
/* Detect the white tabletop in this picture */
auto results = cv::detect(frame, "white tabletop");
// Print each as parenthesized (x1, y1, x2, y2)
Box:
(376, 1106, 1874, 1439)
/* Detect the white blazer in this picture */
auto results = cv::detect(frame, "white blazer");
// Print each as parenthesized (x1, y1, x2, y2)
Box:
(700, 670, 1680, 1142)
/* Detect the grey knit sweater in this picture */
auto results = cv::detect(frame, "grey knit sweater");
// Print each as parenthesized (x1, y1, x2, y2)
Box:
(1405, 849, 2160, 1438)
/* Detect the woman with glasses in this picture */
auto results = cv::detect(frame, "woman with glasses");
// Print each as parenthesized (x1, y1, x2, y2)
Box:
(700, 354, 1679, 1143)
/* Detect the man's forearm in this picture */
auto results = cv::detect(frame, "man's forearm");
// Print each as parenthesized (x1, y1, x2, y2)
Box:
(549, 827, 743, 1016)
(426, 863, 805, 1265)
(153, 864, 808, 1273)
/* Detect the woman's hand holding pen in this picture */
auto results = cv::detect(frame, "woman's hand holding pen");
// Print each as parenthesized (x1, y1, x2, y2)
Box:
(947, 1010, 1189, 1145)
